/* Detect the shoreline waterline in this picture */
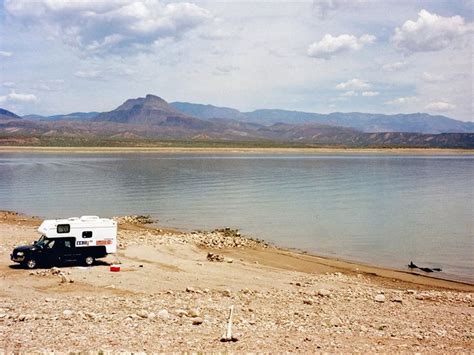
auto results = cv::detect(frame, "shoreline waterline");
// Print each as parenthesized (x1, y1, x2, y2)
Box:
(3, 210, 473, 291)
(0, 145, 473, 155)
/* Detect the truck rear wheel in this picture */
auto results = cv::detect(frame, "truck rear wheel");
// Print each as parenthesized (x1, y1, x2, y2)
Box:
(25, 259, 37, 269)
(84, 256, 95, 266)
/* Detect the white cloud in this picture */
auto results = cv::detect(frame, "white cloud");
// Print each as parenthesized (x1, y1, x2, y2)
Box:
(392, 9, 473, 53)
(74, 70, 102, 79)
(5, 0, 213, 55)
(382, 61, 408, 71)
(385, 96, 418, 105)
(421, 72, 444, 83)
(362, 91, 379, 97)
(0, 90, 38, 104)
(425, 101, 455, 112)
(340, 90, 357, 97)
(2, 82, 15, 88)
(313, 0, 374, 19)
(336, 78, 370, 90)
(307, 33, 376, 59)
(0, 51, 13, 57)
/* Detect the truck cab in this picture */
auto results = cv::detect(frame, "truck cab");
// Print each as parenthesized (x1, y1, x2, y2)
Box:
(10, 216, 117, 269)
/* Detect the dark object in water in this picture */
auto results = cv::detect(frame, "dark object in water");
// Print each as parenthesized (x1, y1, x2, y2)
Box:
(419, 267, 434, 273)
(408, 261, 442, 273)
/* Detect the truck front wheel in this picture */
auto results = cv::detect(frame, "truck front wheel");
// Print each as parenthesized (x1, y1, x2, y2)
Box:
(84, 256, 95, 266)
(25, 259, 37, 269)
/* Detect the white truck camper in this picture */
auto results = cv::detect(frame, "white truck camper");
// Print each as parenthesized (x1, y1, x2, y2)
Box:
(11, 216, 117, 269)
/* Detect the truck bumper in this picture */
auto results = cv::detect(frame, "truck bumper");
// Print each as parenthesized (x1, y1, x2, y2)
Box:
(10, 254, 25, 262)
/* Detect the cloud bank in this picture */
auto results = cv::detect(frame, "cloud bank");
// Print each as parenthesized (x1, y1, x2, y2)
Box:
(4, 0, 213, 55)
(307, 34, 375, 59)
(392, 9, 473, 53)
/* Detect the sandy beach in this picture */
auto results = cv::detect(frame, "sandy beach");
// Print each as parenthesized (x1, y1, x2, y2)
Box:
(0, 145, 473, 155)
(0, 211, 472, 352)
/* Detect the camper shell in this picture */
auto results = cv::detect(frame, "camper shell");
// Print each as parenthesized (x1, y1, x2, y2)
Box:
(10, 216, 117, 269)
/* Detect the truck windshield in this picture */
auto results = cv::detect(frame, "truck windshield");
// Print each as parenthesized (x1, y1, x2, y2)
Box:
(35, 236, 54, 249)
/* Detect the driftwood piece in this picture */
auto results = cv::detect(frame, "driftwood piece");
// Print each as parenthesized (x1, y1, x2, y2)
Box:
(221, 305, 238, 342)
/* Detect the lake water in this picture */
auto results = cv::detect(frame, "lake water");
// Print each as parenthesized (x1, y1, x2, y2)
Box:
(0, 152, 472, 283)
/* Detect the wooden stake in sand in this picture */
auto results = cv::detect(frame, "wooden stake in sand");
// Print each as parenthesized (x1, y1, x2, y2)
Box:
(221, 305, 238, 342)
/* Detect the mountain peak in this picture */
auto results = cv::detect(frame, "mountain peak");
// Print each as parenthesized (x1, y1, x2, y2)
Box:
(0, 108, 21, 121)
(93, 94, 210, 129)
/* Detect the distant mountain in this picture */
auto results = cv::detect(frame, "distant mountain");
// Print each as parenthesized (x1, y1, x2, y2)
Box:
(94, 94, 211, 129)
(245, 110, 474, 134)
(23, 112, 99, 121)
(171, 102, 245, 120)
(3, 95, 472, 148)
(0, 108, 21, 121)
(171, 102, 474, 134)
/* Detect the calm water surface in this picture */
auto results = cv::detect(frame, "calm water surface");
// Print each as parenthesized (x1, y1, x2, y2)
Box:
(0, 153, 472, 282)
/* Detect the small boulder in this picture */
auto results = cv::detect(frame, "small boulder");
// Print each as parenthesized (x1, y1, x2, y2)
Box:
(192, 317, 203, 325)
(374, 294, 386, 303)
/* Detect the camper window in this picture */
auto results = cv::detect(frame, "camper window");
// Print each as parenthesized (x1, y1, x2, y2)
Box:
(57, 224, 70, 233)
(82, 231, 92, 238)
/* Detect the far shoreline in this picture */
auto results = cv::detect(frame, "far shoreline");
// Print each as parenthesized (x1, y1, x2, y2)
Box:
(0, 145, 473, 155)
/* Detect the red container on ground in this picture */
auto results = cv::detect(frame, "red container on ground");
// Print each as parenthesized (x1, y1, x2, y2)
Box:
(110, 265, 121, 272)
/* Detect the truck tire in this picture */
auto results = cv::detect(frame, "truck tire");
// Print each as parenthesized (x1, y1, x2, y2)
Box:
(84, 256, 95, 266)
(25, 259, 37, 269)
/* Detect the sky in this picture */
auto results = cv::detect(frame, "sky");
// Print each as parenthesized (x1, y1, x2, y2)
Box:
(0, 0, 472, 121)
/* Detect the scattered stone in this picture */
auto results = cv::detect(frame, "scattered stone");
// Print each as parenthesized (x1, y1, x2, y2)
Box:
(375, 294, 386, 303)
(62, 310, 74, 319)
(157, 309, 169, 320)
(392, 297, 403, 303)
(137, 310, 148, 319)
(303, 298, 313, 305)
(187, 308, 200, 318)
(192, 317, 203, 325)
(148, 312, 156, 319)
(222, 289, 232, 297)
(207, 252, 224, 262)
(175, 309, 187, 317)
(113, 215, 154, 225)
(318, 289, 331, 297)
(330, 317, 342, 327)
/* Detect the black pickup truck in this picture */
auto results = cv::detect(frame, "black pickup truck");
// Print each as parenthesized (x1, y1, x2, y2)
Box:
(11, 236, 107, 269)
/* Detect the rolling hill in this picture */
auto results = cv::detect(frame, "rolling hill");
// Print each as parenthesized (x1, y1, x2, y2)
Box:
(1, 95, 473, 148)
(170, 103, 474, 134)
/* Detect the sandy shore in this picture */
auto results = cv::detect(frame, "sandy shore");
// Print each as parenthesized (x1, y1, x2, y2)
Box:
(0, 145, 472, 154)
(0, 211, 472, 352)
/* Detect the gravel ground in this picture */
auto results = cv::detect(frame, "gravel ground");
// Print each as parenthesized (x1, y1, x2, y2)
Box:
(0, 212, 472, 353)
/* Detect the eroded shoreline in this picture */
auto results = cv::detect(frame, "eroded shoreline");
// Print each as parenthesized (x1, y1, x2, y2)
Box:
(0, 211, 473, 352)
